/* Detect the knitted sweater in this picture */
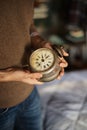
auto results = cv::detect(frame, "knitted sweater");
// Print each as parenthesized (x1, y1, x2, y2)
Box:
(0, 0, 35, 108)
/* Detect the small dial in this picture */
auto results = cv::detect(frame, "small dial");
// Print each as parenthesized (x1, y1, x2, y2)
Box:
(29, 48, 55, 71)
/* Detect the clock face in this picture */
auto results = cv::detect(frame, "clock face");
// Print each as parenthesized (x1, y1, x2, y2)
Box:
(29, 48, 55, 71)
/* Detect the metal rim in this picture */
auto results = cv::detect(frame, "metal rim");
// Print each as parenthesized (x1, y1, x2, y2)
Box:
(29, 48, 56, 72)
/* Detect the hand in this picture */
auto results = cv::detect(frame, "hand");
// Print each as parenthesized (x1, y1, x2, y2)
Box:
(2, 68, 43, 85)
(43, 43, 69, 80)
(57, 48, 68, 79)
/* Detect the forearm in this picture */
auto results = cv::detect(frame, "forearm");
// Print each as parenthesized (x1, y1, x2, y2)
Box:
(0, 67, 22, 82)
(0, 67, 43, 85)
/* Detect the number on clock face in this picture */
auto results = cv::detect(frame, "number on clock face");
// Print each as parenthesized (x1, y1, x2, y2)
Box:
(30, 48, 55, 71)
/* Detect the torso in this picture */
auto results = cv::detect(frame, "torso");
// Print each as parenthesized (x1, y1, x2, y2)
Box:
(0, 0, 34, 108)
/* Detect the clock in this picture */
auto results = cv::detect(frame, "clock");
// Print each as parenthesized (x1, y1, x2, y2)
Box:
(29, 48, 61, 82)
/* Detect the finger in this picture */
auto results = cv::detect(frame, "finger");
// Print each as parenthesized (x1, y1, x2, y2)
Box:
(29, 79, 44, 85)
(22, 77, 44, 85)
(57, 68, 64, 79)
(34, 79, 44, 85)
(59, 62, 68, 68)
(61, 47, 69, 57)
(59, 58, 68, 67)
(28, 73, 43, 79)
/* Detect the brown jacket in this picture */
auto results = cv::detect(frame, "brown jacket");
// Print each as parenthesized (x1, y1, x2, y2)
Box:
(0, 0, 35, 108)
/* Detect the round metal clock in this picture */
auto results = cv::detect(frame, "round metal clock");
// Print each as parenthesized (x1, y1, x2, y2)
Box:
(29, 48, 61, 82)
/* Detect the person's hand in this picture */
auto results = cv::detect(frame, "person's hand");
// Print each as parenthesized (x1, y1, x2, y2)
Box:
(2, 68, 43, 85)
(43, 43, 69, 80)
(57, 48, 68, 79)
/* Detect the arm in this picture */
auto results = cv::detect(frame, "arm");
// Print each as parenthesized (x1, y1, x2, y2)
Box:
(30, 21, 69, 79)
(0, 67, 43, 85)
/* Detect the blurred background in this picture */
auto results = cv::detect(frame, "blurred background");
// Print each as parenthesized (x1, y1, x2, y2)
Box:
(34, 0, 87, 130)
(34, 0, 87, 71)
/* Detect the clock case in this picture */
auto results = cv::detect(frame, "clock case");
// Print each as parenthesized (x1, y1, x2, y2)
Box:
(29, 44, 63, 82)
